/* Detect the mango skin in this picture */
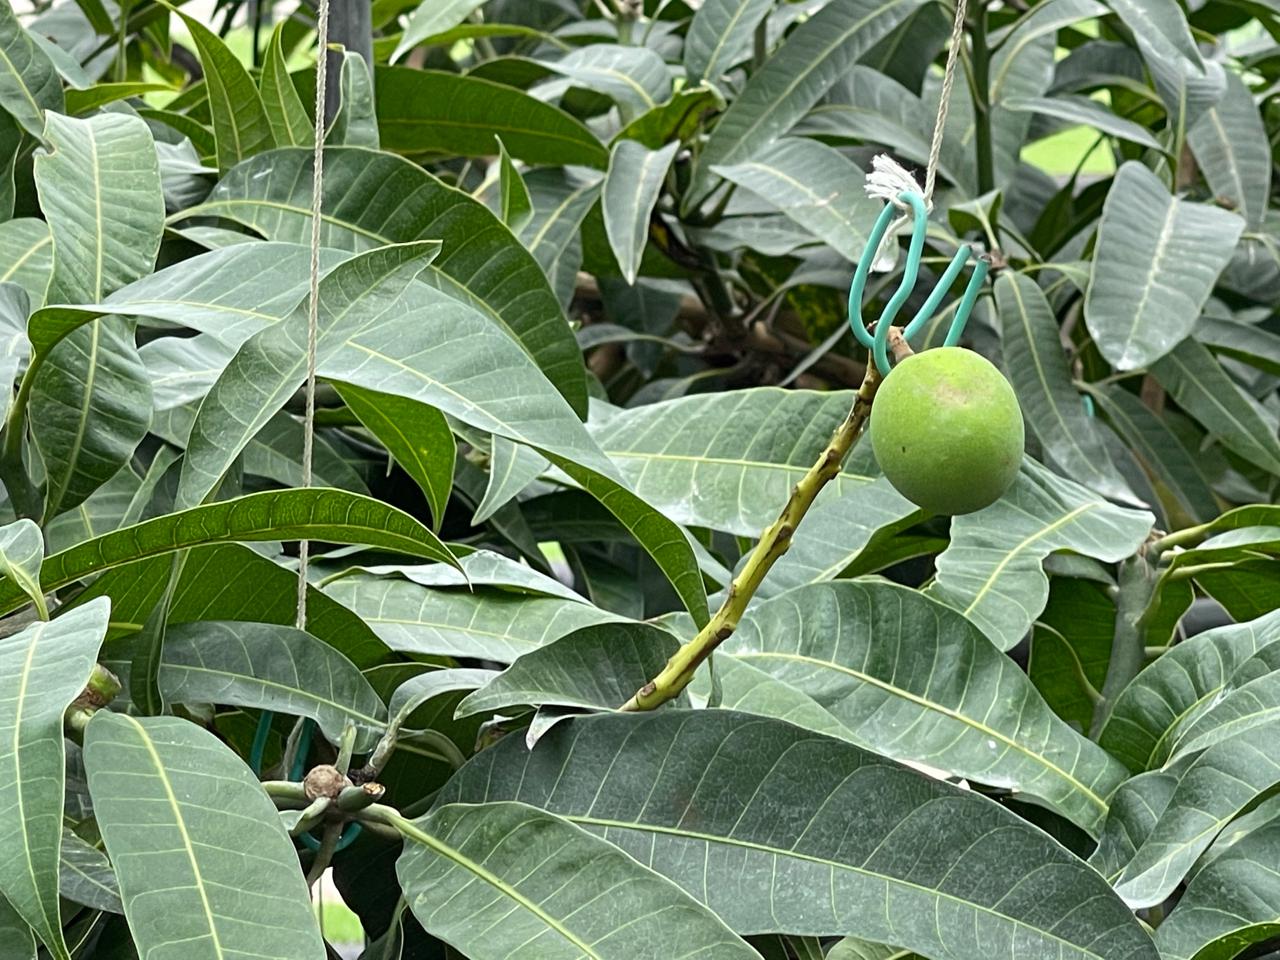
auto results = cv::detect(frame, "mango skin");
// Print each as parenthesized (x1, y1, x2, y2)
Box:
(869, 347, 1024, 516)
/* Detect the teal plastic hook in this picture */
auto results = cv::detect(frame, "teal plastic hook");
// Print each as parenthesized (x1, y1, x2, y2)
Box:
(847, 190, 989, 376)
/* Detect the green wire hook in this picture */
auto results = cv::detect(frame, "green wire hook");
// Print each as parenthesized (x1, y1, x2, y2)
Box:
(847, 190, 989, 376)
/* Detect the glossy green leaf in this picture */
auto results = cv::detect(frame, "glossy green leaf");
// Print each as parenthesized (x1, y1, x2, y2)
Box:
(714, 138, 882, 262)
(1099, 611, 1280, 773)
(496, 136, 533, 233)
(342, 549, 584, 602)
(440, 711, 1159, 958)
(0, 895, 34, 960)
(0, 519, 44, 616)
(182, 146, 589, 414)
(335, 382, 455, 529)
(1187, 71, 1270, 229)
(0, 599, 109, 960)
(927, 458, 1154, 650)
(542, 46, 671, 123)
(84, 713, 324, 960)
(1166, 650, 1280, 763)
(602, 140, 678, 285)
(0, 489, 459, 616)
(175, 9, 274, 170)
(1154, 815, 1280, 960)
(996, 272, 1134, 502)
(458, 621, 683, 717)
(472, 435, 544, 525)
(1084, 163, 1243, 370)
(158, 620, 387, 751)
(175, 241, 441, 509)
(391, 0, 487, 63)
(59, 832, 121, 915)
(684, 0, 775, 82)
(259, 22, 312, 148)
(0, 219, 53, 306)
(688, 653, 857, 741)
(520, 173, 601, 308)
(1088, 770, 1178, 882)
(688, 0, 922, 208)
(329, 51, 379, 148)
(383, 668, 498, 746)
(590, 389, 872, 537)
(63, 82, 177, 115)
(729, 581, 1128, 834)
(1113, 722, 1280, 908)
(323, 573, 623, 662)
(1004, 95, 1163, 150)
(396, 801, 758, 960)
(1087, 383, 1219, 526)
(1150, 337, 1280, 476)
(375, 67, 608, 167)
(0, 1, 63, 137)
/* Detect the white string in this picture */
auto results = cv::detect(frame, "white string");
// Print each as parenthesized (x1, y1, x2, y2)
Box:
(297, 0, 330, 631)
(925, 0, 970, 207)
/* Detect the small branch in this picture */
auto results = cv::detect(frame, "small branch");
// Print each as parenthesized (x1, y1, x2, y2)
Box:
(1089, 553, 1159, 739)
(968, 2, 995, 197)
(620, 340, 896, 712)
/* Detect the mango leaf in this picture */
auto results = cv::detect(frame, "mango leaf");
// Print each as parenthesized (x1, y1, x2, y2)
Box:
(1154, 815, 1280, 960)
(589, 389, 872, 537)
(1197, 316, 1280, 377)
(84, 713, 324, 960)
(396, 802, 758, 960)
(0, 519, 45, 616)
(323, 574, 624, 661)
(688, 652, 857, 741)
(520, 173, 601, 308)
(687, 0, 922, 208)
(382, 668, 498, 747)
(63, 82, 177, 115)
(335, 382, 455, 529)
(182, 146, 589, 415)
(601, 140, 678, 285)
(341, 549, 583, 602)
(1166, 652, 1280, 763)
(1187, 71, 1270, 229)
(375, 67, 608, 167)
(1084, 162, 1243, 370)
(0, 219, 52, 305)
(729, 581, 1128, 834)
(175, 242, 440, 509)
(927, 458, 1154, 650)
(1150, 337, 1280, 476)
(1113, 722, 1280, 908)
(0, 489, 459, 616)
(1098, 611, 1280, 773)
(158, 621, 387, 751)
(59, 833, 121, 914)
(0, 599, 109, 960)
(540, 46, 671, 124)
(259, 22, 312, 148)
(1003, 95, 1163, 150)
(175, 9, 274, 170)
(30, 111, 163, 519)
(439, 711, 1159, 959)
(1087, 383, 1220, 526)
(1088, 770, 1178, 882)
(472, 435, 544, 524)
(457, 621, 683, 717)
(391, 0, 488, 63)
(996, 272, 1134, 502)
(0, 895, 34, 960)
(684, 0, 775, 82)
(495, 136, 532, 233)
(0, 1, 63, 137)
(713, 138, 882, 262)
(325, 51, 378, 148)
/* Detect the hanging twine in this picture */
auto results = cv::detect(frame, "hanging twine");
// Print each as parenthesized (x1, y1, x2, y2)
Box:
(297, 0, 331, 630)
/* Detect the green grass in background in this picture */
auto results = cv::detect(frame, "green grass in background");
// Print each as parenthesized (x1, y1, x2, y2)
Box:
(1024, 125, 1117, 176)
(318, 897, 364, 945)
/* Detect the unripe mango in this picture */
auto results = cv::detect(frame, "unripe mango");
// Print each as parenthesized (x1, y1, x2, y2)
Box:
(869, 347, 1024, 515)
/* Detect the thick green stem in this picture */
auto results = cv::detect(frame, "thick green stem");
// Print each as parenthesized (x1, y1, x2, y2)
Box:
(0, 366, 41, 521)
(1090, 554, 1159, 739)
(620, 348, 891, 711)
(969, 2, 995, 197)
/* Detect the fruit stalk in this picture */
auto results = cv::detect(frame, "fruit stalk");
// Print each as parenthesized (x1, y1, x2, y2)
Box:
(620, 332, 908, 712)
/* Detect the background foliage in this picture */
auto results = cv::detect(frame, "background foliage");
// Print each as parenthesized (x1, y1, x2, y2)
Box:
(1, 0, 1280, 957)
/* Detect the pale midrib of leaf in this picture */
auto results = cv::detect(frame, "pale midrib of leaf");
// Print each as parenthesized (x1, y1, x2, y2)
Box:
(962, 503, 1097, 616)
(161, 662, 384, 730)
(1117, 199, 1179, 367)
(733, 649, 1110, 817)
(114, 714, 226, 956)
(10, 635, 51, 952)
(0, 46, 41, 119)
(61, 854, 117, 907)
(1003, 276, 1112, 486)
(397, 816, 604, 959)
(567, 813, 1109, 960)
(45, 322, 100, 520)
(526, 181, 598, 254)
(175, 197, 385, 245)
(0, 234, 51, 283)
(698, 0, 764, 80)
